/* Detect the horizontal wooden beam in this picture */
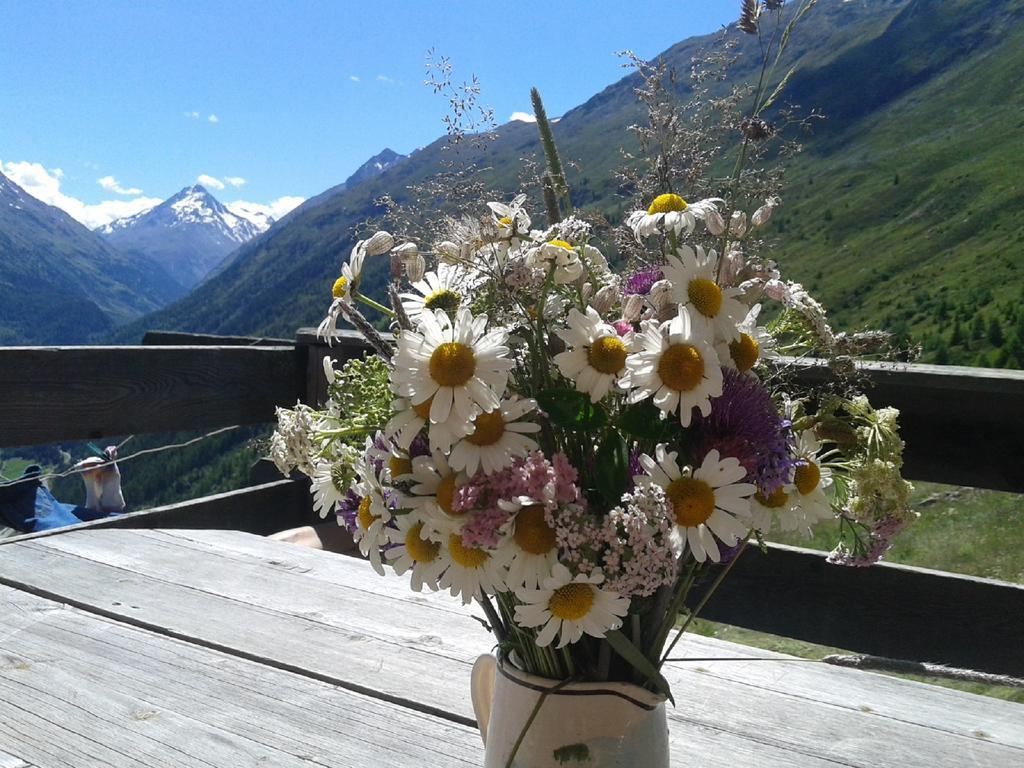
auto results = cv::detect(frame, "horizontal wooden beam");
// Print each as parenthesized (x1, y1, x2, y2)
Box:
(0, 479, 314, 544)
(694, 542, 1024, 677)
(0, 345, 305, 448)
(143, 330, 293, 346)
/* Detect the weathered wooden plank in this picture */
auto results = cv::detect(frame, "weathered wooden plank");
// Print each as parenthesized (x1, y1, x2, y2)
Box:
(0, 750, 31, 768)
(0, 480, 313, 545)
(0, 345, 305, 447)
(0, 585, 481, 767)
(142, 330, 293, 346)
(694, 541, 1024, 677)
(1, 529, 1020, 767)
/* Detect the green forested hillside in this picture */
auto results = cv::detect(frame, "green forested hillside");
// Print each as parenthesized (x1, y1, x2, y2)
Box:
(120, 0, 1023, 368)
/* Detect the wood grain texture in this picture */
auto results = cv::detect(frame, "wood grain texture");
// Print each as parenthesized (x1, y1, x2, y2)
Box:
(0, 479, 313, 546)
(0, 345, 304, 447)
(0, 585, 482, 768)
(0, 750, 31, 768)
(1, 529, 1020, 767)
(693, 541, 1024, 677)
(142, 330, 293, 346)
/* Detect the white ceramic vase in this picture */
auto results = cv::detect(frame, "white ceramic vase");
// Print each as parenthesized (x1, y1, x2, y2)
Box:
(470, 654, 669, 768)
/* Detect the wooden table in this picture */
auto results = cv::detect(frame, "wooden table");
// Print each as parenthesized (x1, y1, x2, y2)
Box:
(0, 529, 1020, 767)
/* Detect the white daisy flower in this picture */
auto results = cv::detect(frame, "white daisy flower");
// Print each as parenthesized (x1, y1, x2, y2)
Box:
(399, 264, 465, 324)
(436, 531, 511, 604)
(391, 307, 514, 428)
(625, 194, 722, 241)
(500, 498, 560, 590)
(553, 306, 631, 403)
(790, 431, 835, 528)
(636, 446, 754, 563)
(514, 564, 630, 648)
(448, 397, 541, 476)
(330, 240, 367, 302)
(663, 245, 747, 342)
(385, 512, 447, 592)
(403, 451, 467, 538)
(622, 308, 723, 427)
(350, 453, 393, 576)
(385, 396, 432, 451)
(525, 239, 584, 284)
(310, 460, 346, 518)
(749, 484, 797, 534)
(488, 194, 531, 255)
(715, 303, 779, 374)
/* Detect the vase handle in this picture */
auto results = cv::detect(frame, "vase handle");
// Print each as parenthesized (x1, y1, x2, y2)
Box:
(470, 653, 497, 745)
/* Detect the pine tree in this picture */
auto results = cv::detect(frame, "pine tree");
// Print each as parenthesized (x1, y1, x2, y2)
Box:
(987, 317, 1004, 347)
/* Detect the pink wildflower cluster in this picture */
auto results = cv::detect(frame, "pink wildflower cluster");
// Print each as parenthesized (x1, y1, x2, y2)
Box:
(455, 451, 580, 549)
(551, 486, 677, 598)
(601, 488, 679, 598)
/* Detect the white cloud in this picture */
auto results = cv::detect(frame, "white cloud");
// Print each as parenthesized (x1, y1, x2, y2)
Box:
(509, 111, 537, 123)
(52, 168, 65, 179)
(349, 75, 360, 83)
(1, 159, 160, 229)
(227, 195, 305, 222)
(376, 74, 394, 84)
(97, 175, 143, 196)
(223, 176, 246, 188)
(185, 111, 200, 119)
(196, 174, 225, 190)
(208, 113, 219, 123)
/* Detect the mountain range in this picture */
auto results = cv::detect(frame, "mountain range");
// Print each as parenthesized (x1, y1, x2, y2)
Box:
(6, 0, 1023, 369)
(99, 184, 272, 290)
(0, 172, 180, 344)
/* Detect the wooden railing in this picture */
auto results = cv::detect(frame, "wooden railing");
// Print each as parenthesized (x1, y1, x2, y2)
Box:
(1, 330, 1022, 676)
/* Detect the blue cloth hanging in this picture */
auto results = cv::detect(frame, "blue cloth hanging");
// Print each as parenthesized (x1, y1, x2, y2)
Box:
(0, 465, 116, 534)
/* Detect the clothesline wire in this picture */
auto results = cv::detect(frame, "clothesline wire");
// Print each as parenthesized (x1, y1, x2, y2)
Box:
(0, 424, 242, 489)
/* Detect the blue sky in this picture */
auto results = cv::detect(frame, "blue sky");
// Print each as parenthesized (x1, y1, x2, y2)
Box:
(0, 0, 739, 228)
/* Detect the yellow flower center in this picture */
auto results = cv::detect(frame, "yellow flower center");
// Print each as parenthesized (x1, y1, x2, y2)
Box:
(665, 477, 716, 527)
(755, 487, 789, 508)
(412, 396, 433, 420)
(423, 288, 461, 314)
(405, 522, 440, 563)
(657, 343, 705, 392)
(513, 505, 557, 555)
(498, 216, 513, 227)
(331, 276, 348, 298)
(647, 193, 688, 215)
(794, 462, 821, 495)
(448, 534, 489, 568)
(356, 496, 374, 531)
(729, 333, 760, 373)
(587, 336, 628, 375)
(389, 455, 412, 479)
(436, 473, 461, 516)
(548, 239, 574, 250)
(466, 409, 506, 447)
(548, 582, 594, 621)
(687, 278, 723, 318)
(429, 342, 476, 387)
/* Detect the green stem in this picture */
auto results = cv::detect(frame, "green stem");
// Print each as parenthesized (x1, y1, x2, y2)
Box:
(659, 536, 752, 668)
(504, 677, 575, 768)
(354, 292, 397, 318)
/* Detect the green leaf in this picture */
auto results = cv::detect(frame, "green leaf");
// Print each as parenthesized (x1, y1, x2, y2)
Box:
(617, 402, 675, 441)
(595, 429, 629, 507)
(536, 389, 606, 430)
(603, 629, 675, 704)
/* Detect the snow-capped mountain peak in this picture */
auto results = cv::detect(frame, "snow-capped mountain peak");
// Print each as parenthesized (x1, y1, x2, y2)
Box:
(99, 184, 274, 289)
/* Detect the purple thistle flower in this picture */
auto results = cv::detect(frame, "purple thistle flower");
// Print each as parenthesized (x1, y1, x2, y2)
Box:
(335, 488, 362, 534)
(625, 266, 662, 296)
(692, 368, 793, 495)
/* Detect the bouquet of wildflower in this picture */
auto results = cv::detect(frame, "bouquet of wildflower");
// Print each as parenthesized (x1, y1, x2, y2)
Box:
(270, 176, 913, 692)
(270, 3, 913, 695)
